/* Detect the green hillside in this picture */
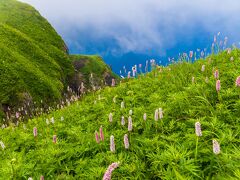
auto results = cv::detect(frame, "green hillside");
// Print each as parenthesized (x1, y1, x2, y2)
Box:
(69, 55, 118, 90)
(0, 0, 116, 121)
(0, 0, 73, 117)
(0, 49, 240, 179)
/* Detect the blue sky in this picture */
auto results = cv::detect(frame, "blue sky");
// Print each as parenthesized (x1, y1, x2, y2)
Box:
(19, 0, 240, 73)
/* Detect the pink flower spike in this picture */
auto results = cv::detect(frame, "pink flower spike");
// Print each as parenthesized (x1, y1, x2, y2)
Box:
(110, 135, 115, 153)
(159, 108, 163, 119)
(214, 69, 219, 79)
(95, 131, 100, 144)
(212, 140, 220, 155)
(0, 141, 5, 149)
(128, 116, 133, 132)
(128, 71, 131, 79)
(154, 109, 158, 121)
(53, 135, 57, 144)
(124, 134, 129, 149)
(111, 79, 115, 87)
(143, 113, 147, 121)
(235, 76, 240, 87)
(40, 175, 44, 180)
(103, 162, 120, 180)
(100, 126, 104, 141)
(192, 76, 195, 84)
(216, 80, 221, 92)
(109, 113, 113, 122)
(16, 112, 20, 119)
(33, 127, 37, 137)
(195, 122, 202, 137)
(121, 116, 125, 126)
(189, 51, 193, 58)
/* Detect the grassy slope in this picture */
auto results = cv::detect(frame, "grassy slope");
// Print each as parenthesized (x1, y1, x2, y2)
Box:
(0, 50, 240, 179)
(69, 55, 118, 87)
(0, 0, 116, 120)
(0, 0, 73, 116)
(70, 55, 113, 76)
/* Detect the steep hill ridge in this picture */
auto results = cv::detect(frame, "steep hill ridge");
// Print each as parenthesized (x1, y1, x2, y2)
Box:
(0, 0, 116, 120)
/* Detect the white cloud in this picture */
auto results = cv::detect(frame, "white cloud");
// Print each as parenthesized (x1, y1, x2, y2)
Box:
(19, 0, 240, 55)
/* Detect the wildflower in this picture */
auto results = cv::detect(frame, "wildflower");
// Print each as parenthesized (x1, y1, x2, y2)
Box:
(109, 113, 113, 122)
(111, 79, 115, 87)
(103, 162, 120, 180)
(95, 131, 100, 144)
(235, 76, 240, 87)
(192, 76, 195, 84)
(129, 109, 133, 115)
(33, 127, 37, 137)
(154, 109, 159, 121)
(230, 57, 234, 61)
(132, 69, 136, 77)
(143, 113, 147, 121)
(121, 116, 125, 126)
(53, 135, 57, 144)
(216, 80, 221, 92)
(113, 96, 116, 103)
(189, 51, 193, 58)
(46, 119, 49, 125)
(127, 71, 131, 79)
(28, 177, 33, 180)
(124, 134, 129, 149)
(213, 35, 217, 43)
(128, 116, 133, 132)
(0, 141, 5, 149)
(60, 116, 64, 121)
(50, 117, 54, 124)
(195, 122, 202, 137)
(159, 108, 163, 119)
(227, 48, 231, 54)
(201, 65, 205, 72)
(205, 77, 209, 83)
(100, 126, 104, 141)
(110, 135, 115, 152)
(120, 101, 124, 109)
(16, 112, 20, 119)
(40, 175, 44, 180)
(212, 139, 220, 154)
(214, 70, 219, 79)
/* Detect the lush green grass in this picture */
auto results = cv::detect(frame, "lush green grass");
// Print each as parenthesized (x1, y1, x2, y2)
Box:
(1, 49, 240, 179)
(0, 0, 73, 116)
(0, 0, 115, 121)
(69, 55, 118, 88)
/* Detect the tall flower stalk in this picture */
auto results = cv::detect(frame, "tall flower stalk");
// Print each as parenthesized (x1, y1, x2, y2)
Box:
(33, 127, 37, 138)
(195, 122, 202, 159)
(212, 139, 220, 155)
(124, 134, 129, 149)
(216, 80, 221, 93)
(128, 116, 133, 132)
(95, 131, 100, 144)
(103, 162, 120, 180)
(99, 126, 104, 141)
(110, 135, 115, 153)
